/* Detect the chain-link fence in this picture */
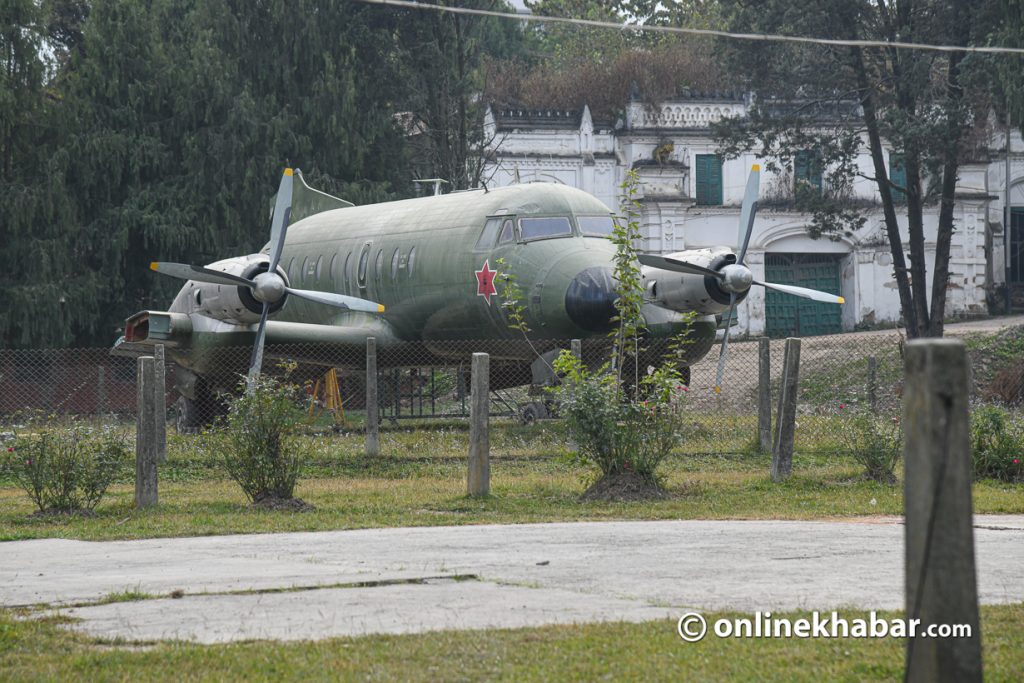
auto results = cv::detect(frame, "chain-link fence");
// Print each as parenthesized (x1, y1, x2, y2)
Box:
(2, 327, 1022, 454)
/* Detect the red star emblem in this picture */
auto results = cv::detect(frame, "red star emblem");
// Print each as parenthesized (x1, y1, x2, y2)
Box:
(475, 259, 498, 304)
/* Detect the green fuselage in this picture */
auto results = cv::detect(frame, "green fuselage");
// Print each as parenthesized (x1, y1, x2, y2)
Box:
(277, 184, 623, 341)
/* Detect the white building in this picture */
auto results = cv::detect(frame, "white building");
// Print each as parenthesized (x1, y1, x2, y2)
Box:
(483, 94, 1022, 337)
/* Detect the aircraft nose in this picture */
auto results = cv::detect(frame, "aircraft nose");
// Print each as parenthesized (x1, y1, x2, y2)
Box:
(564, 266, 617, 332)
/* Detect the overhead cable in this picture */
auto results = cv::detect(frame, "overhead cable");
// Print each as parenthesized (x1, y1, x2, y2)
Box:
(354, 0, 1024, 55)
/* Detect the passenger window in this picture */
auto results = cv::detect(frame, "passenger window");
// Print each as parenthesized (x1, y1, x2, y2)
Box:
(374, 249, 384, 283)
(497, 219, 515, 244)
(357, 246, 369, 287)
(391, 248, 400, 280)
(329, 253, 337, 284)
(314, 255, 323, 281)
(407, 246, 416, 277)
(344, 252, 352, 291)
(287, 257, 296, 283)
(476, 218, 502, 249)
(519, 217, 572, 240)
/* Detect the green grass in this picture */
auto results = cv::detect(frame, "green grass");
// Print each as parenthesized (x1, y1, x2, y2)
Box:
(798, 348, 904, 410)
(1, 420, 1021, 541)
(96, 589, 154, 605)
(2, 604, 1022, 681)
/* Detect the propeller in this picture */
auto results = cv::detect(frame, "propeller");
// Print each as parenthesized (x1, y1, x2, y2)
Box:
(638, 164, 844, 393)
(150, 167, 384, 391)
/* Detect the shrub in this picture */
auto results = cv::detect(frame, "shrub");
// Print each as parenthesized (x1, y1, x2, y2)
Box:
(834, 406, 902, 484)
(970, 404, 1024, 482)
(218, 375, 307, 502)
(3, 426, 129, 513)
(552, 351, 688, 484)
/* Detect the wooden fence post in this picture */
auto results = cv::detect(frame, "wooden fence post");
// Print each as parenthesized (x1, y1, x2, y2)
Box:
(135, 356, 158, 508)
(758, 337, 772, 453)
(770, 337, 800, 482)
(153, 345, 167, 463)
(903, 339, 982, 683)
(467, 352, 490, 496)
(366, 337, 379, 457)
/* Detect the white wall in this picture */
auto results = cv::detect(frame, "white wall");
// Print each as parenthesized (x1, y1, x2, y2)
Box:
(483, 100, 1000, 334)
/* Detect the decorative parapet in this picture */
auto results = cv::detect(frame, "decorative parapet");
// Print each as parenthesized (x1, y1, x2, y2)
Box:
(626, 98, 747, 130)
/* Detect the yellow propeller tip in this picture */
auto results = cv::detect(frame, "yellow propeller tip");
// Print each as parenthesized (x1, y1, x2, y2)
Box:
(752, 164, 761, 172)
(714, 386, 721, 394)
(149, 262, 159, 271)
(837, 296, 845, 304)
(377, 304, 385, 313)
(284, 168, 293, 176)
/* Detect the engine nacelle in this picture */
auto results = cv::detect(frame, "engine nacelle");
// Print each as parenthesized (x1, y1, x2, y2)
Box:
(169, 254, 289, 324)
(641, 247, 749, 315)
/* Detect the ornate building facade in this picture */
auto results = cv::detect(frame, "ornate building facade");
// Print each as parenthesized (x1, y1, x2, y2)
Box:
(482, 94, 1015, 337)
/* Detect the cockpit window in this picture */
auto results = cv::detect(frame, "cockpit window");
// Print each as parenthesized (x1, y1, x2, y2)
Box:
(476, 218, 502, 249)
(497, 219, 516, 244)
(578, 216, 616, 237)
(519, 217, 572, 241)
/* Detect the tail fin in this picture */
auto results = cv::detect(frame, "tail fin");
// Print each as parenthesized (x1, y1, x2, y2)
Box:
(268, 168, 354, 225)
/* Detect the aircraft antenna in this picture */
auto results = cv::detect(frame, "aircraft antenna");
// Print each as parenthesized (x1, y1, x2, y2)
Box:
(413, 178, 450, 196)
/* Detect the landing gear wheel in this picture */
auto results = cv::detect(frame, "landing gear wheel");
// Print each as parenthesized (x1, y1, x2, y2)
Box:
(520, 401, 549, 425)
(175, 382, 227, 434)
(175, 395, 203, 434)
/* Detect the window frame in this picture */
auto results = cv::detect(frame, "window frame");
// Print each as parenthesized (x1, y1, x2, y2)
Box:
(577, 215, 617, 238)
(888, 152, 907, 204)
(794, 149, 823, 192)
(356, 245, 370, 289)
(517, 215, 574, 242)
(694, 153, 724, 206)
(497, 218, 517, 245)
(475, 217, 504, 250)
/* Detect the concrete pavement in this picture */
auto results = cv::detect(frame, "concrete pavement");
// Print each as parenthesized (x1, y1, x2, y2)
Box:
(3, 516, 1022, 643)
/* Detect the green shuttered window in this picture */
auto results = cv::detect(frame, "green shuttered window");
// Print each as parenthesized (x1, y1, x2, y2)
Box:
(889, 153, 907, 204)
(695, 154, 723, 206)
(794, 150, 823, 192)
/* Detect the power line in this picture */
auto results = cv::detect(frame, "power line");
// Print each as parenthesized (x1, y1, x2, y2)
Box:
(354, 0, 1024, 55)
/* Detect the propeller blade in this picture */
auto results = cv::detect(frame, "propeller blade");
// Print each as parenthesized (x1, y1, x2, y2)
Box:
(637, 253, 724, 279)
(736, 164, 760, 265)
(246, 302, 270, 392)
(284, 287, 385, 314)
(267, 168, 295, 272)
(150, 262, 254, 288)
(714, 293, 737, 394)
(755, 280, 845, 304)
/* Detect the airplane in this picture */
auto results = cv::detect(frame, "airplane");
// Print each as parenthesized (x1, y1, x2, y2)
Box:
(113, 165, 843, 429)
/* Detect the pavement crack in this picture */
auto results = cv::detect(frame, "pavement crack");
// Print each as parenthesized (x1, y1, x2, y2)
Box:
(49, 574, 482, 610)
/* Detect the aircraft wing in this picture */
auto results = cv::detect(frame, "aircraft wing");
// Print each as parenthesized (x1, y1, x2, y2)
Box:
(112, 310, 400, 361)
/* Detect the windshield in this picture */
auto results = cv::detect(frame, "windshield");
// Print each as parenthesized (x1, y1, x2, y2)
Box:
(519, 217, 572, 241)
(577, 216, 616, 237)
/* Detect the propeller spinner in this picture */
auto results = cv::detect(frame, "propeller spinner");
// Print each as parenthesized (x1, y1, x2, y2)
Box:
(638, 164, 844, 393)
(150, 168, 384, 391)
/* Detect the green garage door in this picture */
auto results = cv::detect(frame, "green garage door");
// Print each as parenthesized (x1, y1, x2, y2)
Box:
(765, 254, 843, 337)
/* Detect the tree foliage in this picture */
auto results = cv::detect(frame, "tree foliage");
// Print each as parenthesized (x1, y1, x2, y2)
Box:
(1, 0, 523, 347)
(394, 1, 524, 190)
(482, 0, 728, 121)
(712, 0, 1011, 338)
